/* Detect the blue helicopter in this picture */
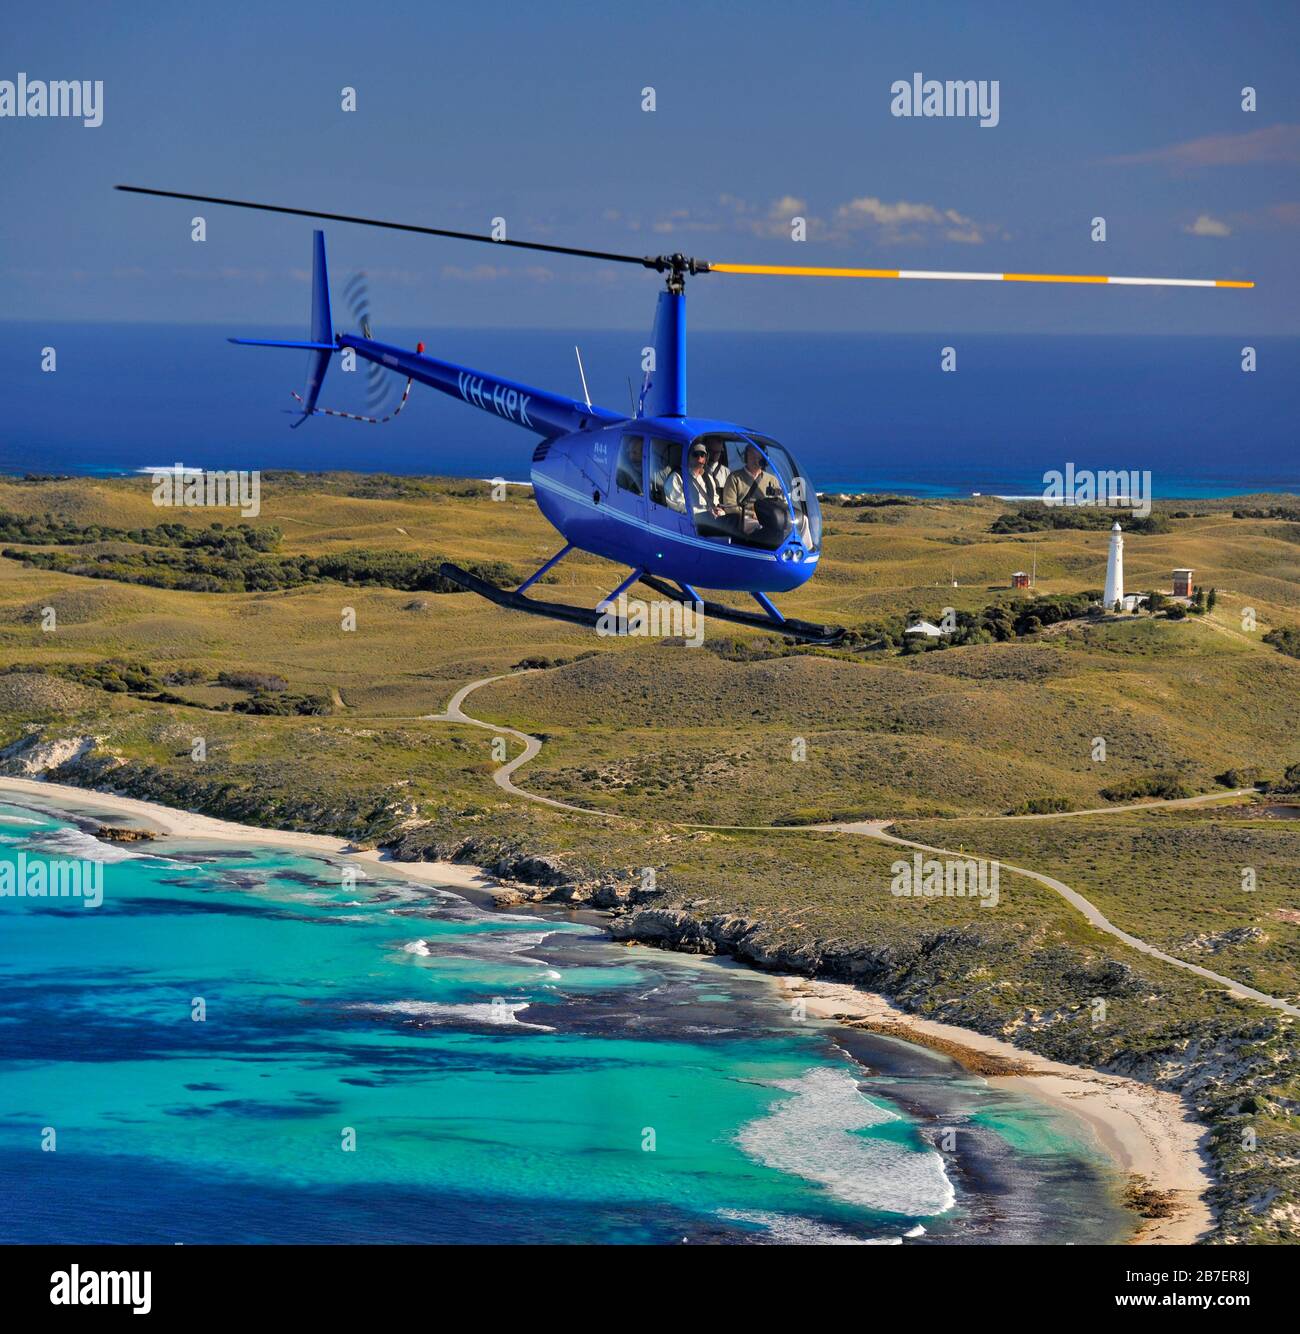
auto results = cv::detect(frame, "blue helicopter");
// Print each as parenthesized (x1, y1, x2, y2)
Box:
(117, 186, 1252, 644)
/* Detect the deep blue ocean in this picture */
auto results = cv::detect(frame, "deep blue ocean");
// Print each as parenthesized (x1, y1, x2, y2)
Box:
(1, 324, 1295, 496)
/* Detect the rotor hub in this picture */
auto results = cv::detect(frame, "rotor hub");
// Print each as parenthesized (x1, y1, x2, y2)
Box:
(646, 252, 710, 292)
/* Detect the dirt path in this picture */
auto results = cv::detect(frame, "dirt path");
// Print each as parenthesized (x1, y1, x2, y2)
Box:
(439, 669, 1300, 1018)
(892, 788, 1255, 822)
(845, 821, 1300, 1018)
(429, 672, 624, 819)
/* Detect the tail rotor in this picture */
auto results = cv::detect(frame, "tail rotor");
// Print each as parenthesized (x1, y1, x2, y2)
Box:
(343, 271, 403, 415)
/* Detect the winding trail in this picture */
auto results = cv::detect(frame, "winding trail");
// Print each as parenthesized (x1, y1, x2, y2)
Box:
(851, 822, 1300, 1018)
(429, 672, 624, 819)
(924, 788, 1255, 822)
(434, 669, 1300, 1018)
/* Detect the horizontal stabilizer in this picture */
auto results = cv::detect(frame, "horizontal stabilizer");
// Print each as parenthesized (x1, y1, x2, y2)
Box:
(228, 338, 337, 350)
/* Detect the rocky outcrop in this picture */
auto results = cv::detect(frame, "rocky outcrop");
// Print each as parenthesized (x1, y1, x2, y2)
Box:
(609, 906, 978, 987)
(95, 824, 158, 843)
(1182, 925, 1267, 954)
(0, 733, 101, 776)
(379, 822, 655, 908)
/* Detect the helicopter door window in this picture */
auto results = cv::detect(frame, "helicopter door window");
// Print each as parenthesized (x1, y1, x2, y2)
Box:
(615, 435, 644, 495)
(648, 439, 685, 512)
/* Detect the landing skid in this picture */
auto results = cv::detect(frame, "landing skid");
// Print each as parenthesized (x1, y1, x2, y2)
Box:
(439, 562, 610, 632)
(438, 562, 846, 645)
(636, 575, 845, 644)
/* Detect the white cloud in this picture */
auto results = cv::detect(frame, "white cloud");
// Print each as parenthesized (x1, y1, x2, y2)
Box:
(1183, 213, 1232, 237)
(440, 263, 554, 282)
(833, 196, 985, 242)
(636, 192, 993, 247)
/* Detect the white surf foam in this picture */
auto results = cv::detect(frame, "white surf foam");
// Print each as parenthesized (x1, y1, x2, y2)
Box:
(0, 806, 46, 826)
(422, 929, 560, 967)
(736, 1065, 955, 1217)
(24, 826, 149, 863)
(716, 1208, 878, 1245)
(349, 999, 553, 1031)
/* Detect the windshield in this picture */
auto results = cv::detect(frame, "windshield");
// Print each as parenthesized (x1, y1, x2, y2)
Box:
(683, 433, 820, 552)
(747, 435, 821, 552)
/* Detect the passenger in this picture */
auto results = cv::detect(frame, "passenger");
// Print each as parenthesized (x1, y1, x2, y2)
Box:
(655, 442, 686, 512)
(661, 467, 686, 513)
(685, 443, 723, 515)
(721, 443, 783, 534)
(617, 436, 643, 494)
(662, 446, 724, 518)
(704, 438, 730, 495)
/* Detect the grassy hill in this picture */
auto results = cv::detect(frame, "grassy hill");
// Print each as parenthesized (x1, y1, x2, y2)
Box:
(472, 621, 1298, 823)
(3, 471, 1299, 1241)
(893, 807, 1300, 1002)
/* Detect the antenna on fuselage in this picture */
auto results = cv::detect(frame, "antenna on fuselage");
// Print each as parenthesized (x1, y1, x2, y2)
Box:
(574, 346, 592, 410)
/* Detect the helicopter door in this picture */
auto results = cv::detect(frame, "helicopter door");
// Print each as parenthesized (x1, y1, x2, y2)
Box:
(645, 436, 697, 578)
(646, 437, 694, 539)
(610, 431, 647, 527)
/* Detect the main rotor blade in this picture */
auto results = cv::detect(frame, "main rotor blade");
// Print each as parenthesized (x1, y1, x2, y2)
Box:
(113, 188, 1255, 289)
(709, 262, 1253, 288)
(115, 185, 653, 268)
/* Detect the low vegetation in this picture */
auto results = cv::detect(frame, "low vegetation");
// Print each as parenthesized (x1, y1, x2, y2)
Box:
(2, 473, 1299, 1241)
(990, 502, 1169, 534)
(1264, 625, 1300, 659)
(2, 541, 518, 595)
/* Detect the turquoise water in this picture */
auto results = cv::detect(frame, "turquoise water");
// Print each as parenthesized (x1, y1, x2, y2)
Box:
(0, 796, 1131, 1244)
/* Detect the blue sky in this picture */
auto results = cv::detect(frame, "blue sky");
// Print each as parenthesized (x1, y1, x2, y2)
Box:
(1, 0, 1296, 334)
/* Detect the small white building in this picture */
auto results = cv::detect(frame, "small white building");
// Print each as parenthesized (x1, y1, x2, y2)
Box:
(905, 620, 948, 639)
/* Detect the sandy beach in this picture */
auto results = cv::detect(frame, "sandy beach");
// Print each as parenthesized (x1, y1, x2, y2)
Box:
(0, 775, 499, 900)
(1, 774, 1214, 1245)
(776, 976, 1214, 1245)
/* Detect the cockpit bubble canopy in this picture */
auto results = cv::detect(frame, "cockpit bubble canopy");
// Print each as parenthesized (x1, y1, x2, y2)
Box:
(685, 432, 821, 553)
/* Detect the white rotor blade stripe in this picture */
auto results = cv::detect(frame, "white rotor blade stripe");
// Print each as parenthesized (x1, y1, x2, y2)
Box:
(709, 262, 1252, 288)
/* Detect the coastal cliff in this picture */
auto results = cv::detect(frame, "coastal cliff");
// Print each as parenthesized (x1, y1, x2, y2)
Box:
(3, 742, 1295, 1244)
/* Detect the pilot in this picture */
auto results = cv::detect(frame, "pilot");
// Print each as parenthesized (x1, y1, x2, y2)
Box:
(721, 444, 783, 534)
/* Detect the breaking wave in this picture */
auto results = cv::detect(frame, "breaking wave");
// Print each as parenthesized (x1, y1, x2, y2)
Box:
(737, 1065, 954, 1217)
(348, 999, 553, 1031)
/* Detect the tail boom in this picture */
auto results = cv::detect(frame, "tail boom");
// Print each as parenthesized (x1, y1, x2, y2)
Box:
(230, 227, 623, 436)
(341, 334, 622, 438)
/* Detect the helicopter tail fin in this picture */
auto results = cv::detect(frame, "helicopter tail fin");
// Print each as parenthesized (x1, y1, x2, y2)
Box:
(229, 229, 336, 425)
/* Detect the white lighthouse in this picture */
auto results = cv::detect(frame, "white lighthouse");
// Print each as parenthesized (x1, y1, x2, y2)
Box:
(1104, 521, 1124, 610)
